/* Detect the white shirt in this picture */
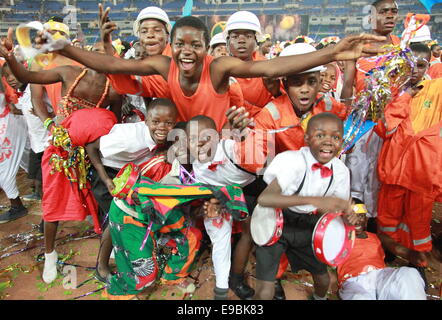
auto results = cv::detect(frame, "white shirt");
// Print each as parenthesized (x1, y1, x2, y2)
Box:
(193, 139, 256, 187)
(99, 121, 156, 169)
(14, 86, 50, 153)
(263, 146, 350, 213)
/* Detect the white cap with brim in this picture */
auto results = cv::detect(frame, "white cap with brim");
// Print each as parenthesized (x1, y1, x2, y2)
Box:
(133, 6, 171, 37)
(408, 25, 432, 43)
(224, 11, 263, 42)
(210, 33, 226, 47)
(279, 43, 326, 74)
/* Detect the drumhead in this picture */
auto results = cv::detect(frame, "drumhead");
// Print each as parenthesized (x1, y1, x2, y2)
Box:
(322, 216, 346, 262)
(251, 205, 277, 246)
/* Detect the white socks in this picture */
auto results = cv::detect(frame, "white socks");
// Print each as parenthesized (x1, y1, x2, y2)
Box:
(42, 250, 58, 284)
(313, 293, 327, 300)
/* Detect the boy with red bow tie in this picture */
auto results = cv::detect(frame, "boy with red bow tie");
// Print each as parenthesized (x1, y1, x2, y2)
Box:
(254, 112, 355, 300)
(186, 115, 265, 299)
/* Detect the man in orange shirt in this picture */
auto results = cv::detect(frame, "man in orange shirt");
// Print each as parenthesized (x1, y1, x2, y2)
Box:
(376, 44, 442, 274)
(337, 213, 426, 300)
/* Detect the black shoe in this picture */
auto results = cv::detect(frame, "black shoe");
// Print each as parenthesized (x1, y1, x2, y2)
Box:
(230, 281, 254, 300)
(0, 206, 28, 224)
(214, 287, 229, 300)
(273, 279, 286, 300)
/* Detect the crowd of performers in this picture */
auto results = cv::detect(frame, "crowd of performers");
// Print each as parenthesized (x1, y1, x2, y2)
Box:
(0, 0, 441, 300)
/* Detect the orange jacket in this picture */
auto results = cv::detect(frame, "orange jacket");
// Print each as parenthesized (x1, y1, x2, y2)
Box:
(376, 81, 442, 197)
(254, 93, 348, 154)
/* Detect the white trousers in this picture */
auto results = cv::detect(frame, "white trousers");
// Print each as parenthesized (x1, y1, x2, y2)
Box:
(345, 128, 383, 218)
(340, 267, 426, 300)
(204, 214, 233, 290)
(0, 111, 28, 199)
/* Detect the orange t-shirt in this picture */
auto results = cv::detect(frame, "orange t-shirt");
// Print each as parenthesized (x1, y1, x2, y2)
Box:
(376, 81, 442, 197)
(254, 93, 348, 154)
(355, 35, 401, 93)
(106, 51, 171, 99)
(337, 232, 386, 286)
(234, 51, 275, 114)
(167, 55, 231, 131)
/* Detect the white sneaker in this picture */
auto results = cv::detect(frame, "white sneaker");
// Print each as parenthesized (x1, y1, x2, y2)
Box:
(42, 251, 58, 284)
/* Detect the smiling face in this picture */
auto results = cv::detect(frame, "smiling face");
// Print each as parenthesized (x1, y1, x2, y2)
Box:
(145, 105, 177, 145)
(227, 29, 257, 61)
(285, 72, 321, 115)
(372, 0, 398, 36)
(186, 119, 219, 163)
(171, 26, 207, 79)
(432, 45, 441, 58)
(139, 18, 168, 56)
(305, 116, 343, 164)
(320, 64, 337, 93)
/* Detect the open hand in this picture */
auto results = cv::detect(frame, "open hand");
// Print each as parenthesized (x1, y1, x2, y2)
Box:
(331, 34, 389, 61)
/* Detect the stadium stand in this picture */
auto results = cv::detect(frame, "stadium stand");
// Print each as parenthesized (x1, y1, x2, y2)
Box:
(0, 0, 440, 44)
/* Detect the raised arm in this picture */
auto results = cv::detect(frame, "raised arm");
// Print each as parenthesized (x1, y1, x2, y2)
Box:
(57, 44, 170, 77)
(215, 34, 387, 81)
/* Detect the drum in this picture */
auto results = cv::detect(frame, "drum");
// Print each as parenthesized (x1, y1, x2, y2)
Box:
(312, 212, 355, 267)
(251, 205, 283, 246)
(111, 163, 140, 199)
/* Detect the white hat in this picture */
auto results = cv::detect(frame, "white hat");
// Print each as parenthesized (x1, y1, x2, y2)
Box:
(409, 25, 432, 43)
(280, 43, 326, 73)
(209, 33, 226, 47)
(224, 11, 263, 41)
(133, 6, 171, 37)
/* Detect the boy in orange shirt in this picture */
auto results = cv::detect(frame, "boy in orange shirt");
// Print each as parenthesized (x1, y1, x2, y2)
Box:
(337, 212, 426, 300)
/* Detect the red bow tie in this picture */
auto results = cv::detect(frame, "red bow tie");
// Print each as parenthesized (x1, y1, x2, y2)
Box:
(311, 162, 333, 178)
(208, 160, 225, 172)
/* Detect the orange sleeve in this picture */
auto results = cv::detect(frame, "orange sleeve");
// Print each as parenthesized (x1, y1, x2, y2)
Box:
(374, 92, 412, 139)
(331, 98, 350, 119)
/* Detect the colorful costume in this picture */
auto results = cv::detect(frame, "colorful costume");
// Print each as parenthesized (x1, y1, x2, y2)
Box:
(42, 70, 116, 234)
(106, 177, 248, 298)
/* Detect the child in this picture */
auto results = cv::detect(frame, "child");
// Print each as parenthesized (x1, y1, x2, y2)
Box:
(44, 15, 387, 131)
(209, 33, 228, 58)
(337, 212, 426, 300)
(2, 63, 50, 202)
(227, 43, 348, 159)
(319, 63, 339, 97)
(85, 98, 178, 281)
(224, 11, 280, 116)
(186, 115, 261, 299)
(0, 64, 28, 223)
(254, 112, 355, 300)
(375, 44, 442, 266)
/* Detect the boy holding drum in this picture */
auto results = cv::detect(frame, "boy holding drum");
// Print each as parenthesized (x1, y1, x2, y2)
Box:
(254, 112, 357, 300)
